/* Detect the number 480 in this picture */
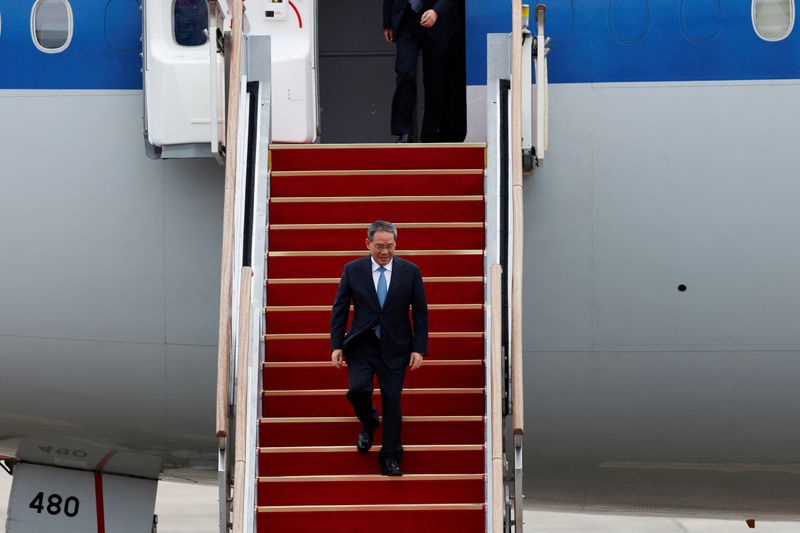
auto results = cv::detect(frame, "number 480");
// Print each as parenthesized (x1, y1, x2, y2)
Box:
(29, 492, 80, 518)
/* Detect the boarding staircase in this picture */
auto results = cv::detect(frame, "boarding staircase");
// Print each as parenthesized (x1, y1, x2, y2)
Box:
(214, 2, 542, 531)
(256, 144, 487, 531)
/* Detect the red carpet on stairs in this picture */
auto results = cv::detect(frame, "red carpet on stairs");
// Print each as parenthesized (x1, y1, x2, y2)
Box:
(259, 143, 487, 532)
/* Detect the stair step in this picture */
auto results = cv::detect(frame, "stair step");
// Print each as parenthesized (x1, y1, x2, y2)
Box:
(257, 504, 484, 533)
(259, 445, 485, 476)
(267, 276, 483, 306)
(264, 334, 484, 362)
(268, 224, 485, 251)
(269, 143, 486, 172)
(258, 474, 483, 506)
(267, 303, 482, 310)
(267, 251, 484, 278)
(265, 305, 483, 334)
(262, 388, 484, 417)
(263, 360, 484, 390)
(270, 170, 484, 197)
(269, 197, 484, 224)
(259, 416, 484, 447)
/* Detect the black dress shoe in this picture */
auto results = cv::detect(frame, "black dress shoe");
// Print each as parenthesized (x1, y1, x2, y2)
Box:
(395, 134, 413, 143)
(357, 423, 377, 453)
(381, 457, 403, 476)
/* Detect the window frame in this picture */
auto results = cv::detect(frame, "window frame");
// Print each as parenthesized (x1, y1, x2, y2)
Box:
(752, 0, 796, 42)
(30, 0, 74, 54)
(173, 0, 209, 47)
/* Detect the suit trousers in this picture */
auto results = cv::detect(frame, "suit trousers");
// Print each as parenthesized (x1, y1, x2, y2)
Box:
(390, 7, 448, 141)
(346, 333, 407, 463)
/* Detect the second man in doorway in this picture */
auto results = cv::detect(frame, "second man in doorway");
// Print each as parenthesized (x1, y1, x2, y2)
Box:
(383, 0, 453, 143)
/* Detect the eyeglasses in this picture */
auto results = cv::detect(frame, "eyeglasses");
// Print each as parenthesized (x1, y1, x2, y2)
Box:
(372, 244, 396, 251)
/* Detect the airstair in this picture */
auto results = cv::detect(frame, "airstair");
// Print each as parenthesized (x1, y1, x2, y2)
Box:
(211, 1, 545, 531)
(218, 139, 524, 532)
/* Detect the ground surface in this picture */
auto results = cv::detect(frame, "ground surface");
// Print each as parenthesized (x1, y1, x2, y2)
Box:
(0, 473, 796, 531)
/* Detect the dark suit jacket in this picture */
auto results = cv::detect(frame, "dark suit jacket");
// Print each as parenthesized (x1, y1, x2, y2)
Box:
(330, 256, 428, 369)
(383, 0, 453, 36)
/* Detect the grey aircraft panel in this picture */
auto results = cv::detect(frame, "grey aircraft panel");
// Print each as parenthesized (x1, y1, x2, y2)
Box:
(0, 91, 222, 478)
(590, 82, 800, 350)
(0, 335, 165, 449)
(520, 351, 593, 460)
(0, 93, 167, 344)
(522, 80, 800, 517)
(163, 343, 218, 481)
(524, 83, 595, 352)
(163, 158, 224, 347)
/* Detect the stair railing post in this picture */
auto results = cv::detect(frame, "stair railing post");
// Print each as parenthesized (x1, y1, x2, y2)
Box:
(215, 1, 245, 531)
(208, 1, 219, 158)
(534, 4, 549, 165)
(521, 5, 534, 174)
(511, 0, 526, 529)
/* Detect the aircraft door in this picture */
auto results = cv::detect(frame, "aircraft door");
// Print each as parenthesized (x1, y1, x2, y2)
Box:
(142, 0, 223, 157)
(318, 0, 396, 143)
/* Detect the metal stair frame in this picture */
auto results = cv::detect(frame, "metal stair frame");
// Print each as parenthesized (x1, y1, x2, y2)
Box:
(217, 34, 272, 533)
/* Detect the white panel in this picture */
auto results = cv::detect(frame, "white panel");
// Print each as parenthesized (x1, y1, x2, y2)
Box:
(144, 0, 217, 147)
(8, 464, 97, 532)
(7, 464, 156, 533)
(465, 85, 488, 142)
(248, 0, 318, 143)
(102, 475, 158, 533)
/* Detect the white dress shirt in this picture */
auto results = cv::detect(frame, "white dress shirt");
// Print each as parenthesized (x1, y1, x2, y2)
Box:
(371, 257, 393, 293)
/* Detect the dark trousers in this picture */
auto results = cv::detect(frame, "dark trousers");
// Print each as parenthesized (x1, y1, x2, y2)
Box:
(441, 0, 467, 142)
(390, 7, 448, 142)
(346, 333, 407, 463)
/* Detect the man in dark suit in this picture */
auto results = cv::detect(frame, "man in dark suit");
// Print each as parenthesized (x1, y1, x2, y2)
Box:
(383, 0, 453, 143)
(330, 220, 428, 476)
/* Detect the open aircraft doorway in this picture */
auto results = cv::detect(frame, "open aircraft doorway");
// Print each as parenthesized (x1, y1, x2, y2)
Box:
(317, 0, 466, 143)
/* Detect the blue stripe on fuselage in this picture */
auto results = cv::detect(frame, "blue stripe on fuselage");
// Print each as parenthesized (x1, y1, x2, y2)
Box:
(466, 0, 800, 85)
(0, 0, 142, 90)
(1, 0, 799, 89)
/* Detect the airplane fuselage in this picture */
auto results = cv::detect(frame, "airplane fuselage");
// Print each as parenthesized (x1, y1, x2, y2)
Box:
(2, 0, 800, 519)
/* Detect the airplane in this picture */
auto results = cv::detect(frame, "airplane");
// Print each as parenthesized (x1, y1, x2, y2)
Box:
(1, 0, 799, 531)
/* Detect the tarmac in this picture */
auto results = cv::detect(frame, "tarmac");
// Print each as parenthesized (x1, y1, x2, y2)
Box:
(1, 474, 797, 531)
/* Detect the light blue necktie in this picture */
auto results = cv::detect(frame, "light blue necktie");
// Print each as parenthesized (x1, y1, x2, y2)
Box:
(375, 266, 387, 338)
(410, 0, 423, 13)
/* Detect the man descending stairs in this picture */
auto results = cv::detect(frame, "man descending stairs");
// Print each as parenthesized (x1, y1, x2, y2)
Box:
(259, 143, 487, 532)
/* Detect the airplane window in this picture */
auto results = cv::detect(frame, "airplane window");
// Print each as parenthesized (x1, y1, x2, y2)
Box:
(752, 0, 795, 41)
(608, 0, 651, 44)
(31, 0, 73, 53)
(174, 0, 209, 46)
(680, 0, 722, 43)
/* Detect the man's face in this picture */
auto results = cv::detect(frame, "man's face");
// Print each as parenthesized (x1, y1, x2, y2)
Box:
(366, 230, 396, 266)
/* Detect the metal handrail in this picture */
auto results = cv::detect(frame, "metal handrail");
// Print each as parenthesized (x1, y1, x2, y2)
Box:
(214, 3, 244, 531)
(489, 264, 504, 531)
(231, 266, 253, 533)
(215, 0, 245, 444)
